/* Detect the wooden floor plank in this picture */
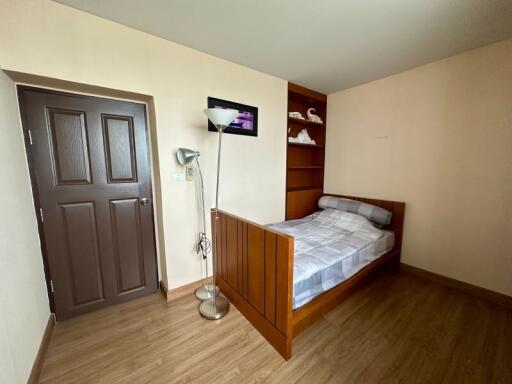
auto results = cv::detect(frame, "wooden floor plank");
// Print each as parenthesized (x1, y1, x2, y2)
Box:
(38, 271, 512, 383)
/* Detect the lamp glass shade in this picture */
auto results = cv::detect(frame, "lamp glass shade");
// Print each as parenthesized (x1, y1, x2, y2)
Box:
(203, 108, 238, 127)
(176, 148, 199, 166)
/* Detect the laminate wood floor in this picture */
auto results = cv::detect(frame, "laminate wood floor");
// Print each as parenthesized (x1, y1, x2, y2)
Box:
(39, 271, 512, 384)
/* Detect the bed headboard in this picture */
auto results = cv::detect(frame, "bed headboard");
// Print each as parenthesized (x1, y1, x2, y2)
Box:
(322, 194, 406, 252)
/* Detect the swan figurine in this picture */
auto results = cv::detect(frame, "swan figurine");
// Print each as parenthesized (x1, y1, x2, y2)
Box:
(306, 108, 323, 124)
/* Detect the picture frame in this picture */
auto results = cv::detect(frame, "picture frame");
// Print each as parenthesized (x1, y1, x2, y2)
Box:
(207, 97, 258, 137)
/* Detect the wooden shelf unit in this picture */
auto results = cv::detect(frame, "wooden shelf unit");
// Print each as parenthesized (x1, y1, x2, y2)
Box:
(288, 116, 325, 127)
(288, 165, 324, 170)
(288, 142, 324, 148)
(286, 83, 327, 220)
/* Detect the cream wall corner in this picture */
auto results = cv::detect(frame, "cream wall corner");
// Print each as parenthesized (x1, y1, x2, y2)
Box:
(325, 38, 512, 296)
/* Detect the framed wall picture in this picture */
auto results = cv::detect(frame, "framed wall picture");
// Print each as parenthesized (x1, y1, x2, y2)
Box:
(207, 97, 258, 137)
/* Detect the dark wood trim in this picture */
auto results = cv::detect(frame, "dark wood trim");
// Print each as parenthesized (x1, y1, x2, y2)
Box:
(286, 83, 327, 220)
(287, 116, 325, 127)
(288, 83, 327, 103)
(400, 263, 512, 309)
(288, 142, 325, 148)
(27, 313, 55, 384)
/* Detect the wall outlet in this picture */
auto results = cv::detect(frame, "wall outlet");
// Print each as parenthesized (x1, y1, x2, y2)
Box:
(185, 164, 194, 181)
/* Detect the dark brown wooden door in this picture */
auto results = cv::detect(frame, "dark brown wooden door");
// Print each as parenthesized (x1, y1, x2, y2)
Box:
(19, 87, 158, 320)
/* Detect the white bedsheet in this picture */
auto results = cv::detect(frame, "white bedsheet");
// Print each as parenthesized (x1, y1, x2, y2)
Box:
(268, 209, 395, 309)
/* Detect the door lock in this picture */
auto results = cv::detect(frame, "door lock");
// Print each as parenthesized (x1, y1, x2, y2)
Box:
(140, 197, 151, 206)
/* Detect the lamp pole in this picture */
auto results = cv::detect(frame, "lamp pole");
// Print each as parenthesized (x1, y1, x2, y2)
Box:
(215, 127, 224, 214)
(198, 108, 236, 320)
(212, 127, 224, 313)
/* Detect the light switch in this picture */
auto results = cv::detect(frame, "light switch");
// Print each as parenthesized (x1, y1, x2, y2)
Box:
(171, 172, 186, 181)
(185, 164, 194, 181)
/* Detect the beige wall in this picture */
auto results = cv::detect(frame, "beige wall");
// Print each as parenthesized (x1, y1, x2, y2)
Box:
(0, 1, 286, 381)
(0, 0, 287, 291)
(0, 71, 50, 383)
(326, 39, 512, 296)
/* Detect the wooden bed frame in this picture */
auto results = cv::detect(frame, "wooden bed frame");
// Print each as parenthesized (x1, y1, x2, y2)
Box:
(212, 194, 405, 360)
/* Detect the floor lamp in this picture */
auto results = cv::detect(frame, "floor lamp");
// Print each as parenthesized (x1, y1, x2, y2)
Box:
(199, 107, 239, 320)
(176, 148, 219, 301)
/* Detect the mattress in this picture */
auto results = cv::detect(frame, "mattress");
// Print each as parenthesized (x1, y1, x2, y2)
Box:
(268, 209, 395, 309)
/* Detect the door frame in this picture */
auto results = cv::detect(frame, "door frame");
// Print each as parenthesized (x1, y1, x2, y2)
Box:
(17, 85, 160, 315)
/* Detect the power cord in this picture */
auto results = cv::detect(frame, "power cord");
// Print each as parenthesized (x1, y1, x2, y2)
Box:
(195, 231, 211, 260)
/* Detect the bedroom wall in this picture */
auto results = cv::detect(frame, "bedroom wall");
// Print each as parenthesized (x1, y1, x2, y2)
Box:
(0, 71, 50, 383)
(0, 2, 287, 379)
(325, 38, 512, 297)
(0, 0, 287, 294)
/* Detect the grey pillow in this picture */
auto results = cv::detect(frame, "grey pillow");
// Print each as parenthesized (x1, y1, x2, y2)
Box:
(318, 196, 392, 226)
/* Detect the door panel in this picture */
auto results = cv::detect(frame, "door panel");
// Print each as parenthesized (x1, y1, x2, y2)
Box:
(19, 87, 158, 320)
(59, 201, 105, 307)
(110, 198, 145, 294)
(47, 108, 92, 185)
(102, 114, 137, 183)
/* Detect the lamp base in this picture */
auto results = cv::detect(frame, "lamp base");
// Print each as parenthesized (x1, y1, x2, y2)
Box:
(194, 284, 220, 301)
(198, 296, 230, 320)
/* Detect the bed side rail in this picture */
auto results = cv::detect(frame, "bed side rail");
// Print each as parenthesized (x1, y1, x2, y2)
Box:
(211, 209, 294, 360)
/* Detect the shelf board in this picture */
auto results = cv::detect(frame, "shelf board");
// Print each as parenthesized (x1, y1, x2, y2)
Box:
(288, 117, 325, 127)
(288, 142, 324, 148)
(287, 186, 323, 192)
(287, 165, 324, 170)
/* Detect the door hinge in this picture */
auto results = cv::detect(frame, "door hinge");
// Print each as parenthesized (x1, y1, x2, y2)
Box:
(39, 208, 44, 222)
(27, 130, 33, 146)
(50, 280, 55, 293)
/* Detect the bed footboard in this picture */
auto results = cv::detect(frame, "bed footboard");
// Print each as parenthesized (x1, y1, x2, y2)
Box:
(212, 210, 294, 360)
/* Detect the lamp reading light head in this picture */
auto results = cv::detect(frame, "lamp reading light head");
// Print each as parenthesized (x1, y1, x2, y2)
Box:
(176, 148, 200, 166)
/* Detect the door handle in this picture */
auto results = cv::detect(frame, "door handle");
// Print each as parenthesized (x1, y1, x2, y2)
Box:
(140, 197, 151, 206)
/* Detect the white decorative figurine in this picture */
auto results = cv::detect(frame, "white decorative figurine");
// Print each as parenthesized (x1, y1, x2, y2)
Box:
(288, 128, 316, 145)
(306, 108, 323, 124)
(288, 111, 305, 120)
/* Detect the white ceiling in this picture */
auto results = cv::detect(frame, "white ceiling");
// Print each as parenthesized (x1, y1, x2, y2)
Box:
(54, 0, 512, 94)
